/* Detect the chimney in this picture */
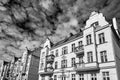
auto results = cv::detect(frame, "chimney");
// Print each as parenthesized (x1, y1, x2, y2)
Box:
(79, 28, 82, 32)
(69, 33, 74, 37)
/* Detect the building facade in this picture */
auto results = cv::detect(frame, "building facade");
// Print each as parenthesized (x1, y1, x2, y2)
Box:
(0, 60, 10, 80)
(38, 12, 120, 80)
(16, 47, 41, 80)
(0, 56, 21, 80)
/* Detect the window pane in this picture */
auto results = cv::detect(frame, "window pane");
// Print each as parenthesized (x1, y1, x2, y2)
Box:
(101, 51, 108, 63)
(86, 34, 92, 45)
(87, 52, 93, 63)
(99, 33, 105, 44)
(72, 43, 75, 52)
(56, 49, 58, 57)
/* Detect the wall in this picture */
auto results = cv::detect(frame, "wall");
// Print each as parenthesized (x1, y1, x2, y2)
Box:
(111, 26, 120, 80)
(28, 55, 40, 80)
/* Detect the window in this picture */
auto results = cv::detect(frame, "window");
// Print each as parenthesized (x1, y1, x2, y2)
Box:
(91, 73, 97, 80)
(40, 62, 44, 69)
(91, 21, 99, 27)
(41, 76, 45, 80)
(72, 43, 75, 52)
(78, 41, 83, 47)
(100, 51, 108, 63)
(61, 60, 67, 68)
(62, 46, 68, 55)
(87, 52, 93, 63)
(102, 72, 110, 80)
(62, 76, 66, 80)
(71, 58, 76, 67)
(55, 61, 58, 69)
(99, 33, 105, 44)
(86, 34, 92, 45)
(79, 74, 84, 80)
(72, 74, 76, 80)
(54, 75, 57, 80)
(79, 57, 84, 64)
(56, 49, 58, 57)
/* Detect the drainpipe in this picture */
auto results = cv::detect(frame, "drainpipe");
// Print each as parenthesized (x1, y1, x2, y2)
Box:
(93, 26, 98, 65)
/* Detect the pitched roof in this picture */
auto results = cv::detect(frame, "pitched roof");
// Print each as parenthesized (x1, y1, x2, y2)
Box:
(51, 32, 83, 49)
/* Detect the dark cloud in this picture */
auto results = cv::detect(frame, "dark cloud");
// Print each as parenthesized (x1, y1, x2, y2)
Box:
(0, 0, 120, 61)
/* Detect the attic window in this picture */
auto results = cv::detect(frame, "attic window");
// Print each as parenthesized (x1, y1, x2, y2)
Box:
(91, 21, 99, 27)
(45, 45, 48, 48)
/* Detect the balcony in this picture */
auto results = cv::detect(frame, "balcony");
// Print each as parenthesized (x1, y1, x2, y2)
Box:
(46, 54, 55, 63)
(39, 67, 54, 76)
(74, 62, 99, 72)
(22, 72, 26, 76)
(74, 46, 84, 56)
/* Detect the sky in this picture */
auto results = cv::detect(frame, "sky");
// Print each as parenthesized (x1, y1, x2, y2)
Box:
(0, 0, 120, 62)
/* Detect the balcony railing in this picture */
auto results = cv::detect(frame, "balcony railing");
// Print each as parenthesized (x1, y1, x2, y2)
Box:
(45, 67, 54, 72)
(39, 67, 54, 75)
(74, 62, 99, 72)
(46, 54, 55, 63)
(22, 72, 26, 76)
(74, 46, 84, 56)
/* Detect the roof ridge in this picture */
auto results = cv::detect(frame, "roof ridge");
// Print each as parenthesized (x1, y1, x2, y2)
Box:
(51, 32, 83, 49)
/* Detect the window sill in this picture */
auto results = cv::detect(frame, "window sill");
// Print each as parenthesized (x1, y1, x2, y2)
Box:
(87, 62, 94, 63)
(97, 41, 108, 45)
(85, 43, 93, 46)
(60, 53, 68, 56)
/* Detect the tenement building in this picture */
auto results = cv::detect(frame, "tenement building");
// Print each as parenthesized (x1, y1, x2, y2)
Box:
(16, 47, 41, 80)
(38, 11, 120, 80)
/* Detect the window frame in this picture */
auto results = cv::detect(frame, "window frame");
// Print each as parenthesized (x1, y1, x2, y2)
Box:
(71, 58, 76, 67)
(61, 60, 67, 68)
(56, 49, 58, 57)
(41, 76, 45, 80)
(62, 46, 68, 55)
(100, 51, 108, 63)
(79, 74, 84, 80)
(98, 33, 105, 44)
(79, 57, 84, 64)
(71, 43, 75, 52)
(86, 34, 92, 45)
(55, 61, 58, 69)
(54, 75, 57, 80)
(62, 76, 66, 80)
(87, 51, 93, 63)
(71, 74, 76, 80)
(102, 72, 110, 80)
(78, 41, 83, 47)
(91, 21, 99, 27)
(91, 73, 97, 80)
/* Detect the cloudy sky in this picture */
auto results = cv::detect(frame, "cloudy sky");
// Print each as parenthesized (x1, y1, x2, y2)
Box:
(0, 0, 120, 62)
